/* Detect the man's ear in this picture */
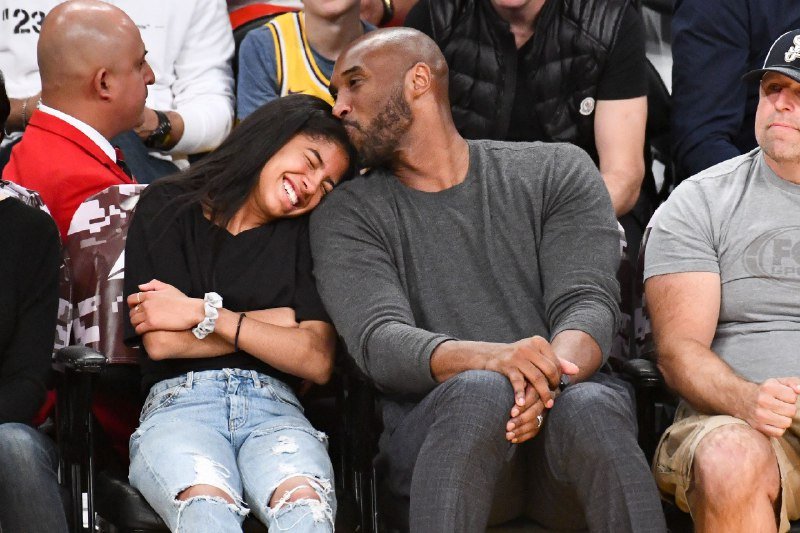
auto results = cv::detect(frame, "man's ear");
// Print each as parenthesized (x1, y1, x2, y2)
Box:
(94, 68, 112, 101)
(406, 62, 433, 98)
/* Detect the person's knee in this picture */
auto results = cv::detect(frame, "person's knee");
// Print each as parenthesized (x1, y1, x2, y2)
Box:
(552, 381, 635, 436)
(442, 370, 513, 413)
(0, 423, 51, 468)
(268, 475, 334, 527)
(269, 476, 325, 507)
(691, 424, 780, 503)
(174, 484, 248, 526)
(177, 484, 235, 505)
(560, 378, 632, 414)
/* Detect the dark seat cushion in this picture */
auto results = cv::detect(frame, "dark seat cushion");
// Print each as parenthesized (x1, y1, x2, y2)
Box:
(95, 469, 268, 532)
(95, 470, 167, 531)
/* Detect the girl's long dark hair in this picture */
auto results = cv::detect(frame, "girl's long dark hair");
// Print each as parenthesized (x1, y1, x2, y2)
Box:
(150, 94, 356, 231)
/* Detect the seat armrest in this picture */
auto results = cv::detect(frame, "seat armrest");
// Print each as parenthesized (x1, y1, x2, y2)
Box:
(55, 346, 107, 373)
(621, 357, 663, 387)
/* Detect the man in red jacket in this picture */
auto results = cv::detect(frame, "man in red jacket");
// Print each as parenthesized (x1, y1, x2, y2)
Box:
(3, 0, 154, 240)
(0, 3, 154, 516)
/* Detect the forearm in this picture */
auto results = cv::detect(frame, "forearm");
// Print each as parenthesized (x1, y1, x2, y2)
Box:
(550, 329, 602, 383)
(168, 1, 234, 154)
(215, 310, 334, 384)
(141, 306, 299, 359)
(658, 337, 755, 418)
(162, 111, 185, 149)
(430, 339, 502, 382)
(549, 292, 619, 365)
(142, 329, 232, 360)
(170, 98, 233, 154)
(676, 138, 742, 179)
(602, 167, 643, 217)
(135, 108, 186, 150)
(6, 94, 40, 133)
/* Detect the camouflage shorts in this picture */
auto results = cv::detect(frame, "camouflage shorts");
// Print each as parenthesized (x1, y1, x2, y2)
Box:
(654, 402, 800, 532)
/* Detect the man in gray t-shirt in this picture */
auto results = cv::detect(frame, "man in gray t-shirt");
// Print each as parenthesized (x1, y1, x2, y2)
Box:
(645, 29, 800, 533)
(311, 27, 665, 532)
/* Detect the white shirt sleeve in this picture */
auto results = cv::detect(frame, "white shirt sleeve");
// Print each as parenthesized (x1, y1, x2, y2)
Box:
(167, 0, 235, 155)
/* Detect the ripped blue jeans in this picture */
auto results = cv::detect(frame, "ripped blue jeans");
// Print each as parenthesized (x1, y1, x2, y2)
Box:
(129, 369, 335, 533)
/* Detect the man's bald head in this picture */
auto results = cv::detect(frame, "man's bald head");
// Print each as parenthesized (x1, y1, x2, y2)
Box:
(36, 0, 153, 138)
(38, 0, 142, 91)
(340, 27, 449, 96)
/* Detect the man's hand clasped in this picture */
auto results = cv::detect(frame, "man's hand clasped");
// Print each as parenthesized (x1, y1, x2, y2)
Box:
(484, 336, 579, 444)
(743, 377, 800, 439)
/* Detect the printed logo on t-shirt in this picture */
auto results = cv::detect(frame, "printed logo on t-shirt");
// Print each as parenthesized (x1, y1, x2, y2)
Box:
(743, 226, 800, 286)
(579, 97, 595, 116)
(785, 35, 800, 63)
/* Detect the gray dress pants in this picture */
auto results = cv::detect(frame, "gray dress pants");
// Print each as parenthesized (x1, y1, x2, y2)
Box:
(379, 370, 666, 533)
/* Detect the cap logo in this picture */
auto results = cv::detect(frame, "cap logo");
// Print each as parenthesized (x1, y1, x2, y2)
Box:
(784, 35, 800, 63)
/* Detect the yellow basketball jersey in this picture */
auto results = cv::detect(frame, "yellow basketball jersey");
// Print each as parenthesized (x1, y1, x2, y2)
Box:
(266, 12, 335, 105)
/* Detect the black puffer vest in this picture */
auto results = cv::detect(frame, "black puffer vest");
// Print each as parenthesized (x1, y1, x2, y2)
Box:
(428, 0, 628, 156)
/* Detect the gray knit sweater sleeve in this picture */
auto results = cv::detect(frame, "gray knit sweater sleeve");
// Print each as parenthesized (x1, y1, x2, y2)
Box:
(310, 184, 449, 396)
(537, 144, 621, 357)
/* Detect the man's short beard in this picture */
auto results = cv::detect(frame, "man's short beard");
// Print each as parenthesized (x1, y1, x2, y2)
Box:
(357, 86, 412, 169)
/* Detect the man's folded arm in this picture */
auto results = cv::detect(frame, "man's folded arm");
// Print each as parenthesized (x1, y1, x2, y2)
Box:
(539, 144, 622, 375)
(310, 191, 450, 396)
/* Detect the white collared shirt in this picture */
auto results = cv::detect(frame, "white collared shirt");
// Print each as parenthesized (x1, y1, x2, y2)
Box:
(37, 103, 117, 163)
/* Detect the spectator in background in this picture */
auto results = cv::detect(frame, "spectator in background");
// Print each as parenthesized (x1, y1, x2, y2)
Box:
(226, 0, 417, 27)
(236, 0, 374, 119)
(0, 0, 235, 182)
(359, 0, 418, 26)
(647, 30, 800, 532)
(671, 0, 800, 180)
(0, 70, 65, 533)
(405, 0, 648, 222)
(2, 0, 147, 240)
(227, 0, 300, 11)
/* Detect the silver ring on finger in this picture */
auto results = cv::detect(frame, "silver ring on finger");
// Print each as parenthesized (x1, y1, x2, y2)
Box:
(137, 292, 142, 303)
(134, 304, 141, 313)
(536, 414, 544, 428)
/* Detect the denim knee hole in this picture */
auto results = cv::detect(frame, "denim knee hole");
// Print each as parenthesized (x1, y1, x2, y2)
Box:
(268, 476, 333, 530)
(174, 495, 249, 530)
(172, 453, 244, 508)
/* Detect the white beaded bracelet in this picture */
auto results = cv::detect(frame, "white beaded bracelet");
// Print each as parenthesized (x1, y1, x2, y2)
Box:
(192, 292, 223, 340)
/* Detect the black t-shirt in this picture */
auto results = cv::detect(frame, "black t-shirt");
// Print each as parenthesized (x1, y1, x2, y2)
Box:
(405, 1, 648, 147)
(124, 183, 330, 393)
(0, 198, 60, 423)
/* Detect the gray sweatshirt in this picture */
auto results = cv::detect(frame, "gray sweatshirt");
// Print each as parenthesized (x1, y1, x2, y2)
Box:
(310, 140, 620, 400)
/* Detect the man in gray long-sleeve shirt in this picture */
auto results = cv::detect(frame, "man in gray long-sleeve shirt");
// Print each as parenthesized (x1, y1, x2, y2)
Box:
(311, 28, 665, 532)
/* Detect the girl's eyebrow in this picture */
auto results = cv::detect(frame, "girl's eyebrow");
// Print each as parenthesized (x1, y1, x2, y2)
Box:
(309, 148, 323, 167)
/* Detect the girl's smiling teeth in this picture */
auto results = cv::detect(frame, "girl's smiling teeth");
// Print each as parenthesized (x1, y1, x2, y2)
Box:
(283, 177, 299, 206)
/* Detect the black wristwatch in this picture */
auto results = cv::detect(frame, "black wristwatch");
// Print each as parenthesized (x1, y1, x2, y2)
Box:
(144, 110, 172, 149)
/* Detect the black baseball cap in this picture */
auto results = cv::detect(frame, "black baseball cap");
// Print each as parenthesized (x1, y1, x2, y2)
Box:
(743, 29, 800, 84)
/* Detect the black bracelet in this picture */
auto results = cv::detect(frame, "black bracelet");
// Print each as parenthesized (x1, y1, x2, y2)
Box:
(144, 110, 173, 149)
(234, 313, 247, 352)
